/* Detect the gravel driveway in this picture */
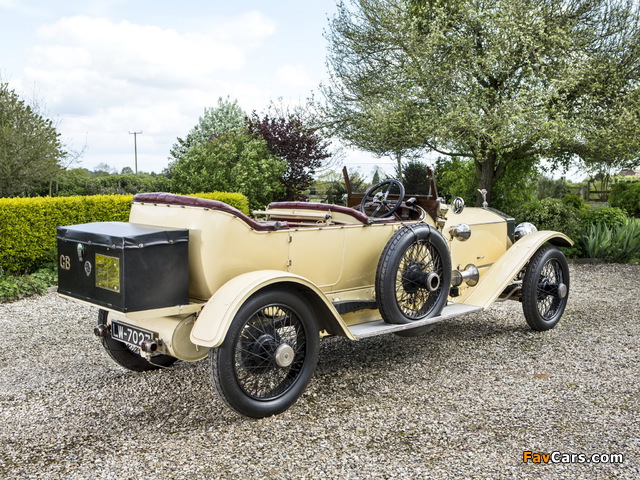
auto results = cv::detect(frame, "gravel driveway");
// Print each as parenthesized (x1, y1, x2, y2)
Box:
(1, 263, 638, 479)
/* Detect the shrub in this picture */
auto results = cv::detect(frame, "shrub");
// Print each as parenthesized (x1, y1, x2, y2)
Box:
(562, 194, 586, 211)
(401, 160, 433, 195)
(538, 175, 569, 199)
(609, 182, 640, 217)
(0, 195, 133, 273)
(512, 198, 581, 240)
(0, 192, 249, 273)
(189, 192, 249, 214)
(579, 206, 628, 229)
(577, 219, 640, 262)
(0, 263, 57, 303)
(170, 132, 286, 210)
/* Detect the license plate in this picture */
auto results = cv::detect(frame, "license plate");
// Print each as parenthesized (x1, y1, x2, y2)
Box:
(110, 320, 154, 349)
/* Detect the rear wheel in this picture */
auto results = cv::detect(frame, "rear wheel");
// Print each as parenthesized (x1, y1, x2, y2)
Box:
(98, 310, 177, 371)
(210, 289, 319, 418)
(522, 245, 570, 331)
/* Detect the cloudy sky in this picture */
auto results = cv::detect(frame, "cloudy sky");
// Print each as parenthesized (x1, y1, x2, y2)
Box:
(1, 0, 393, 176)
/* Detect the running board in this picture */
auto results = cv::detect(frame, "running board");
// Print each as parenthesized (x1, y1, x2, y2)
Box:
(347, 303, 484, 339)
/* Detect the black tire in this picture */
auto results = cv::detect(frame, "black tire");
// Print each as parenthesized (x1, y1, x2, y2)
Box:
(376, 224, 451, 324)
(522, 245, 570, 331)
(210, 289, 319, 418)
(98, 310, 178, 371)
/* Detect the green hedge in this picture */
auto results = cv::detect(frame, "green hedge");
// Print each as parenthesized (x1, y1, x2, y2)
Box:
(0, 192, 248, 273)
(609, 182, 640, 217)
(579, 206, 628, 229)
(192, 192, 249, 214)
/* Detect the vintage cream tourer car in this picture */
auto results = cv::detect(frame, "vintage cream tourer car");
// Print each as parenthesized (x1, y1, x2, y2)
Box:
(57, 168, 572, 418)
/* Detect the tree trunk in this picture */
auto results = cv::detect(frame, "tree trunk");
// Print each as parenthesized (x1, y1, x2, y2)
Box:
(475, 151, 497, 207)
(395, 152, 403, 182)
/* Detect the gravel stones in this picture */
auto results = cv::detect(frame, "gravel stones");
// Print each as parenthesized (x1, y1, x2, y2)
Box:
(0, 264, 638, 479)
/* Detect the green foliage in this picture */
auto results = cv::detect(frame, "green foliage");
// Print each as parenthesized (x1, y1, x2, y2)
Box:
(371, 167, 382, 185)
(434, 155, 537, 213)
(53, 169, 171, 196)
(577, 219, 640, 262)
(580, 206, 628, 229)
(189, 192, 250, 215)
(609, 182, 640, 217)
(434, 157, 476, 204)
(0, 195, 133, 273)
(538, 175, 569, 199)
(0, 191, 250, 274)
(561, 194, 586, 211)
(169, 97, 247, 166)
(170, 132, 286, 210)
(491, 158, 538, 214)
(0, 83, 65, 197)
(398, 160, 432, 195)
(0, 263, 57, 303)
(512, 198, 581, 240)
(322, 0, 640, 205)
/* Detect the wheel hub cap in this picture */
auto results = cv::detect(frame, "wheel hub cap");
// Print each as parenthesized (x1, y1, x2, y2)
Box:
(556, 283, 568, 299)
(275, 343, 295, 368)
(402, 264, 440, 293)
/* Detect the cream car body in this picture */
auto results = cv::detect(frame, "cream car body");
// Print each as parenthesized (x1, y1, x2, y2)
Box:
(58, 171, 572, 417)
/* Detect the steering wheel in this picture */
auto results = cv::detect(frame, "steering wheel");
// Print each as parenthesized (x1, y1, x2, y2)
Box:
(359, 180, 406, 218)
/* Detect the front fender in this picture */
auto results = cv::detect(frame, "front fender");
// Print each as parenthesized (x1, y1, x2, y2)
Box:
(190, 270, 352, 348)
(462, 231, 573, 309)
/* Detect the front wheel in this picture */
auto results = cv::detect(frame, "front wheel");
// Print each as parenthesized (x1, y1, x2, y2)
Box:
(522, 245, 570, 331)
(210, 289, 319, 418)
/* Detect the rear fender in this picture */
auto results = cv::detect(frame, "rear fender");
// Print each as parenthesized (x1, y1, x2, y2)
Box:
(462, 231, 573, 309)
(190, 270, 353, 348)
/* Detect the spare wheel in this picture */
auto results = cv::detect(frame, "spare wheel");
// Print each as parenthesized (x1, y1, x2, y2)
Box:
(375, 223, 451, 324)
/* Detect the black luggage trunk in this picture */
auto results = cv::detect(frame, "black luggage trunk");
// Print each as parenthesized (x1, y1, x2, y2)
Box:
(57, 222, 189, 312)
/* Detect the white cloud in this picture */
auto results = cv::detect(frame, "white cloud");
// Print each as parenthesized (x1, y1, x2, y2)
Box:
(16, 12, 278, 172)
(30, 15, 274, 91)
(277, 64, 313, 88)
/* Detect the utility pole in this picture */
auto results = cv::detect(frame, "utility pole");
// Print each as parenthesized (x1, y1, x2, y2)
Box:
(129, 131, 142, 174)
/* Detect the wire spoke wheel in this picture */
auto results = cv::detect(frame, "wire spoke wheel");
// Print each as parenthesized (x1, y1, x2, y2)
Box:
(376, 224, 451, 326)
(210, 289, 319, 418)
(395, 240, 444, 319)
(235, 305, 307, 400)
(535, 259, 565, 320)
(522, 245, 570, 331)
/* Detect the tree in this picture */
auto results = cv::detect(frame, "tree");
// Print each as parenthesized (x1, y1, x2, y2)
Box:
(396, 159, 432, 194)
(322, 0, 640, 205)
(93, 163, 117, 176)
(0, 83, 65, 197)
(314, 168, 367, 204)
(168, 97, 246, 165)
(572, 87, 640, 200)
(170, 132, 286, 210)
(371, 166, 383, 184)
(247, 112, 331, 201)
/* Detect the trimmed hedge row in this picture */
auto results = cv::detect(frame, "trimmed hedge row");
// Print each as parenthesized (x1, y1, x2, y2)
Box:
(0, 192, 249, 273)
